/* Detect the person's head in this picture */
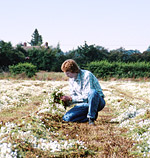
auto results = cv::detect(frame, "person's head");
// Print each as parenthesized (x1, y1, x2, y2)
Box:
(61, 59, 80, 78)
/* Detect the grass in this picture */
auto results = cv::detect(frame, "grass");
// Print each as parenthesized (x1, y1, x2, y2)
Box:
(0, 71, 149, 157)
(0, 107, 135, 157)
(0, 71, 68, 81)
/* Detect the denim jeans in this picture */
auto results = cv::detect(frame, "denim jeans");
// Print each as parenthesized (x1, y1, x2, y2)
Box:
(63, 89, 105, 123)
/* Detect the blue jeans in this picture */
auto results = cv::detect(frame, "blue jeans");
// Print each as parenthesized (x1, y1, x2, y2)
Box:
(63, 89, 105, 123)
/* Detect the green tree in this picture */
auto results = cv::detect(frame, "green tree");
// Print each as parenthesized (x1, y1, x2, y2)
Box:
(142, 50, 150, 62)
(0, 40, 25, 69)
(29, 29, 43, 46)
(68, 42, 109, 68)
(0, 40, 13, 67)
(108, 47, 128, 62)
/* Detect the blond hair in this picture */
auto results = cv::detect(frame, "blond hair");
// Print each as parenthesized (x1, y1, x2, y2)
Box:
(61, 59, 80, 73)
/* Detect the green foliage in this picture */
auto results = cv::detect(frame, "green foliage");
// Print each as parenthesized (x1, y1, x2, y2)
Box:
(0, 40, 13, 67)
(69, 42, 109, 68)
(86, 61, 150, 79)
(1, 40, 150, 77)
(142, 51, 150, 62)
(26, 46, 65, 71)
(134, 126, 148, 135)
(50, 88, 64, 104)
(0, 40, 25, 69)
(108, 47, 142, 62)
(29, 29, 43, 46)
(50, 88, 69, 109)
(15, 45, 28, 56)
(9, 63, 38, 78)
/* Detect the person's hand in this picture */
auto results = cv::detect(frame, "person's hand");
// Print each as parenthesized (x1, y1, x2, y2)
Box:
(60, 96, 72, 102)
(60, 96, 72, 109)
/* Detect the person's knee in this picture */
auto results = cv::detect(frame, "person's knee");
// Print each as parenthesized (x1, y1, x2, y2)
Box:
(98, 98, 106, 111)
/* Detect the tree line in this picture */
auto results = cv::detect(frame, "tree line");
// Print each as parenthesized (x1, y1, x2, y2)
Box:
(0, 40, 150, 72)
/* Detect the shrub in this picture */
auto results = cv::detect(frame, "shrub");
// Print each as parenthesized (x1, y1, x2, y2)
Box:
(9, 63, 38, 78)
(86, 61, 150, 79)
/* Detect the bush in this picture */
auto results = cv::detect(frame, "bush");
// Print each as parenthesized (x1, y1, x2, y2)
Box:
(86, 60, 117, 79)
(86, 61, 150, 79)
(9, 63, 38, 78)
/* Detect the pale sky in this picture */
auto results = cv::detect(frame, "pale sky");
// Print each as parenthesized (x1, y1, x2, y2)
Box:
(0, 0, 150, 52)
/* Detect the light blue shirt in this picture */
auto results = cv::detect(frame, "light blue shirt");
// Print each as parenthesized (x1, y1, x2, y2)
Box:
(69, 69, 104, 103)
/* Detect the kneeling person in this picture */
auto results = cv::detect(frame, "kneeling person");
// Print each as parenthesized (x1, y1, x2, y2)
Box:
(61, 59, 105, 125)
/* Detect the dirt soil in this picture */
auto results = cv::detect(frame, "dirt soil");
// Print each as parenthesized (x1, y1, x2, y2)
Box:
(55, 107, 136, 158)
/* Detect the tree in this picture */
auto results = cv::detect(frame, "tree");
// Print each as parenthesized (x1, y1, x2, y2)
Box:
(29, 29, 43, 46)
(142, 50, 150, 62)
(69, 42, 109, 68)
(0, 40, 25, 69)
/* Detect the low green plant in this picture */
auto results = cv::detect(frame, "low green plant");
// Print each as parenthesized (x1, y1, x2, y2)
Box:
(134, 126, 148, 135)
(9, 62, 38, 78)
(50, 88, 70, 109)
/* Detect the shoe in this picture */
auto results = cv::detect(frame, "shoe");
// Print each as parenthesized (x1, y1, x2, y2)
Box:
(89, 118, 95, 125)
(95, 111, 98, 120)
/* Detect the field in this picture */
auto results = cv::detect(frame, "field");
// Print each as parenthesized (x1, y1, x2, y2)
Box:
(0, 72, 150, 157)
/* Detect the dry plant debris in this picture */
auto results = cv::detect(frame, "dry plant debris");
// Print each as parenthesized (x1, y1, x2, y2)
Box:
(0, 79, 149, 157)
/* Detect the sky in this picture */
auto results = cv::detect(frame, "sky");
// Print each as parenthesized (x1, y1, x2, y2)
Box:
(0, 0, 150, 52)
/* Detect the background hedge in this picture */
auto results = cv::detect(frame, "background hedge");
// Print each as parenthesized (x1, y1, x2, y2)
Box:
(86, 61, 150, 79)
